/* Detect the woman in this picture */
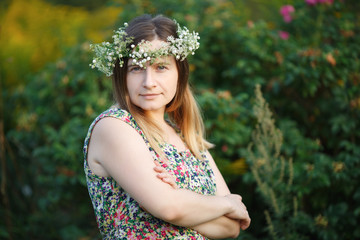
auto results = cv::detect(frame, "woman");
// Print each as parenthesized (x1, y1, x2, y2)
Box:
(84, 14, 250, 239)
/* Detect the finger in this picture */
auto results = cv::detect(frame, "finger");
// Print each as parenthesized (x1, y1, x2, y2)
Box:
(157, 175, 177, 189)
(154, 165, 169, 174)
(163, 177, 178, 189)
(157, 173, 173, 181)
(156, 173, 166, 179)
(240, 202, 247, 210)
(154, 161, 166, 170)
(154, 166, 164, 173)
(163, 176, 175, 183)
(240, 218, 251, 230)
(239, 219, 249, 230)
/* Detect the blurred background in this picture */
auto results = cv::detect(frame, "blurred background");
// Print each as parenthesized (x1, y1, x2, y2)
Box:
(1, 0, 359, 239)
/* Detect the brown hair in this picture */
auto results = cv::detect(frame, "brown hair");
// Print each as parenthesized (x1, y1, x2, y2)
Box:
(112, 14, 212, 160)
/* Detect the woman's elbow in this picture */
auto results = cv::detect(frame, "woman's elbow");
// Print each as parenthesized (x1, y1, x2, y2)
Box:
(230, 226, 241, 238)
(227, 221, 241, 238)
(154, 204, 183, 223)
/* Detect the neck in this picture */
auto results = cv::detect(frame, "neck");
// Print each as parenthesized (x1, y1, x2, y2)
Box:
(144, 108, 167, 127)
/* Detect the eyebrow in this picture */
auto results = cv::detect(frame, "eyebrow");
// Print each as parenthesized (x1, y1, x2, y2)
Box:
(127, 60, 137, 67)
(153, 61, 170, 65)
(126, 58, 171, 67)
(127, 60, 145, 68)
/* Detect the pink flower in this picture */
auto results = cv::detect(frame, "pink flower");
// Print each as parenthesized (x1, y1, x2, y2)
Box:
(221, 145, 228, 152)
(306, 0, 334, 5)
(280, 5, 295, 23)
(305, 0, 317, 5)
(319, 0, 334, 4)
(280, 5, 295, 16)
(278, 31, 290, 40)
(247, 20, 254, 28)
(283, 15, 293, 23)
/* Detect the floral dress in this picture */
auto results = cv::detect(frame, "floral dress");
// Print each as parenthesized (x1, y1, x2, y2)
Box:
(83, 108, 217, 240)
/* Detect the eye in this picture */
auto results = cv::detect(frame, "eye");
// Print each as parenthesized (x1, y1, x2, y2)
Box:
(156, 64, 168, 71)
(128, 66, 144, 72)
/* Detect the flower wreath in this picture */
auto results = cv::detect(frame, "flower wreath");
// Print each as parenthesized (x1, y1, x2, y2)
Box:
(89, 21, 200, 76)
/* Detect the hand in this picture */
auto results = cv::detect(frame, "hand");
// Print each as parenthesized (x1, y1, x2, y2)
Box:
(154, 161, 178, 189)
(140, 162, 178, 212)
(224, 194, 251, 230)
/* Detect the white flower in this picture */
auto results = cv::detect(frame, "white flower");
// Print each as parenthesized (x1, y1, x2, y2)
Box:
(90, 21, 200, 76)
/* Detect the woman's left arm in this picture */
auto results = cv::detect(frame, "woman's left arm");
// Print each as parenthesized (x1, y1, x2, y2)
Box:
(155, 151, 245, 239)
(190, 151, 243, 239)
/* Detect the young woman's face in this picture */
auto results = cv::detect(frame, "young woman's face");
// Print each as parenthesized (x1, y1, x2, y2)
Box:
(126, 39, 178, 114)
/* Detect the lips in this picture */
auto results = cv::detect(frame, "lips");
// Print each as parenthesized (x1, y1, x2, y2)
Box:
(140, 93, 160, 99)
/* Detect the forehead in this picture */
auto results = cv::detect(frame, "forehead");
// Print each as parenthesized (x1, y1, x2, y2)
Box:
(127, 39, 176, 67)
(139, 39, 168, 51)
(128, 55, 175, 65)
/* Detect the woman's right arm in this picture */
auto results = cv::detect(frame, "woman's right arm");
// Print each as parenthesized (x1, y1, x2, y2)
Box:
(87, 117, 249, 227)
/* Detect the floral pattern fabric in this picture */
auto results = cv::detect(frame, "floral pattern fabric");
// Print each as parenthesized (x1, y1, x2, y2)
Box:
(83, 108, 217, 239)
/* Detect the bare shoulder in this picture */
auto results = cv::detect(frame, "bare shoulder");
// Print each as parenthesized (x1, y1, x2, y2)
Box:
(87, 117, 149, 177)
(91, 116, 135, 139)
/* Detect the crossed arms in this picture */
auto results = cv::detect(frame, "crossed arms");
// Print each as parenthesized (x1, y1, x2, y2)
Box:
(87, 117, 250, 239)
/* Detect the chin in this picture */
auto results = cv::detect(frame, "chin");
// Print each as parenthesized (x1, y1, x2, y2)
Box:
(137, 105, 163, 112)
(134, 101, 169, 112)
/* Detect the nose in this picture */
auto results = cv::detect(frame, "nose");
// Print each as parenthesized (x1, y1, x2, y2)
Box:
(143, 68, 156, 89)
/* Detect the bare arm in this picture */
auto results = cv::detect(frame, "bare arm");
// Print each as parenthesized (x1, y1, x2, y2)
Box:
(87, 117, 249, 227)
(191, 151, 250, 238)
(154, 151, 250, 239)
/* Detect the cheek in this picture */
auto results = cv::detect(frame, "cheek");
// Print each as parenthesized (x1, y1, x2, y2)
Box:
(170, 72, 179, 94)
(168, 79, 178, 98)
(126, 78, 136, 95)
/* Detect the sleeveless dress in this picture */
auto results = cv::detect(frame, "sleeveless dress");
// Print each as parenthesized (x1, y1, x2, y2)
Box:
(83, 108, 217, 239)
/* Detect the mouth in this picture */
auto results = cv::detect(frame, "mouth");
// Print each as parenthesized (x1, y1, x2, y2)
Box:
(140, 93, 160, 99)
(141, 93, 159, 96)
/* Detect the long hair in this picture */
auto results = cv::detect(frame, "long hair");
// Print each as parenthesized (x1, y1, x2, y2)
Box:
(113, 14, 213, 160)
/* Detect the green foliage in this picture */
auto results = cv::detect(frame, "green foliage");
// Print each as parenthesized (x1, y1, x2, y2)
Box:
(1, 0, 360, 239)
(245, 85, 305, 240)
(197, 90, 252, 180)
(244, 83, 359, 240)
(4, 44, 110, 239)
(239, 1, 360, 239)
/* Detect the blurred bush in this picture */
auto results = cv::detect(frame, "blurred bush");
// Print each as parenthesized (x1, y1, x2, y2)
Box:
(3, 43, 111, 239)
(1, 0, 360, 239)
(0, 0, 121, 90)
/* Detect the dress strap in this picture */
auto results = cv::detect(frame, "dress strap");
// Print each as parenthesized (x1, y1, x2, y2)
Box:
(83, 107, 152, 163)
